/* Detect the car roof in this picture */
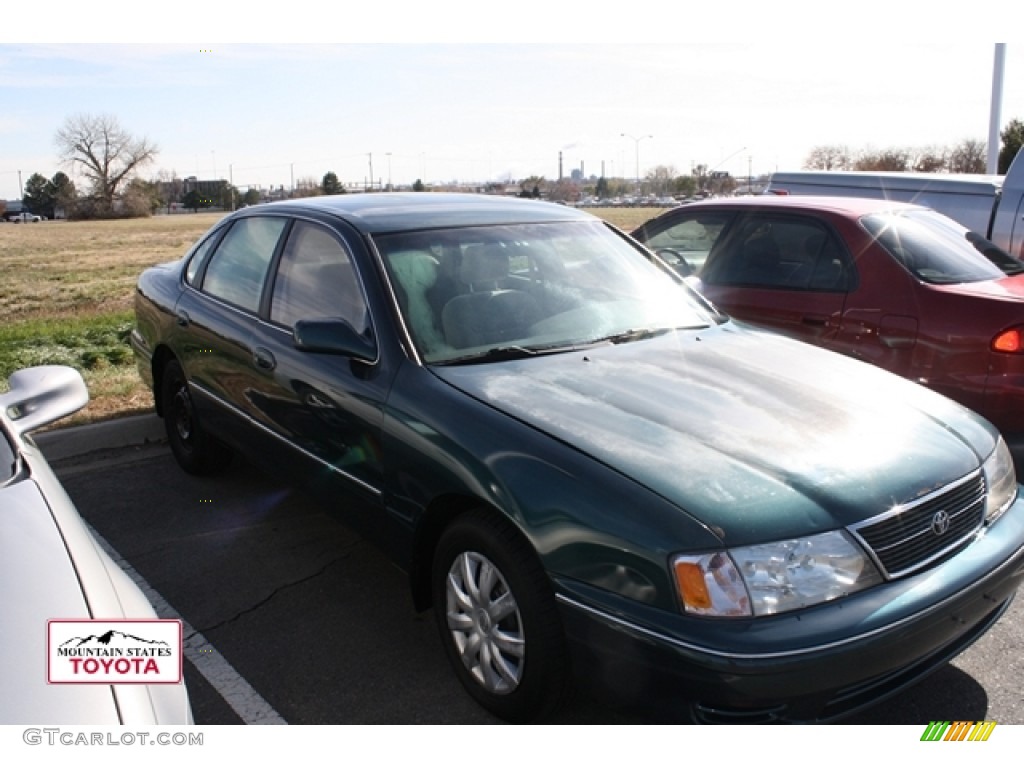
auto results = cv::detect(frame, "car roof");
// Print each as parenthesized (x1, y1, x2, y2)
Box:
(247, 192, 594, 234)
(675, 195, 929, 216)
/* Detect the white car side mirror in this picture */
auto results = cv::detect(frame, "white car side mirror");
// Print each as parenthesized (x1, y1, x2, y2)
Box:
(0, 366, 89, 437)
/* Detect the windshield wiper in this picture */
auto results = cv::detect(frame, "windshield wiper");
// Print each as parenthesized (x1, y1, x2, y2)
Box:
(437, 343, 580, 366)
(436, 326, 710, 365)
(587, 325, 707, 346)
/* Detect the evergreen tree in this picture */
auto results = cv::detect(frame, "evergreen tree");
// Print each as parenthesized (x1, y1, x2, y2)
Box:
(23, 173, 55, 217)
(999, 118, 1024, 174)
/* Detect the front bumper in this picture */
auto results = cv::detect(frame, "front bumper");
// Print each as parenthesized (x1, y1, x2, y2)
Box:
(555, 497, 1024, 723)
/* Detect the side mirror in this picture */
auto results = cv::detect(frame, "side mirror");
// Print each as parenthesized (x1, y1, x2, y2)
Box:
(293, 318, 377, 363)
(0, 366, 89, 436)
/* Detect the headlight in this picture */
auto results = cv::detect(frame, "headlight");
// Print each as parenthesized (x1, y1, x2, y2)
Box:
(673, 530, 883, 618)
(983, 436, 1017, 525)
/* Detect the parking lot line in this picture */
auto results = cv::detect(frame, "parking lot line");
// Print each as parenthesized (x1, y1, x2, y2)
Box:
(86, 523, 288, 725)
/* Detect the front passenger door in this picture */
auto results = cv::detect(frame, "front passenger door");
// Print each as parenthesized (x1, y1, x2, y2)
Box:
(245, 219, 392, 508)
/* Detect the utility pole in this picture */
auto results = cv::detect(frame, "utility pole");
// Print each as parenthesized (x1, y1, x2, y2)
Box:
(988, 44, 1006, 174)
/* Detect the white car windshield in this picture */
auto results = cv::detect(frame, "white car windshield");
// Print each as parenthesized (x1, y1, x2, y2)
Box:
(376, 220, 717, 364)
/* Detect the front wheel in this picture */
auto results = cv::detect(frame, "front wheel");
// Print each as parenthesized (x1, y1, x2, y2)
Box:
(432, 510, 569, 722)
(160, 359, 232, 475)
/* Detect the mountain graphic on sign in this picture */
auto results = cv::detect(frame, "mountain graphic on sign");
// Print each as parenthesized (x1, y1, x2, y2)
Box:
(59, 630, 170, 649)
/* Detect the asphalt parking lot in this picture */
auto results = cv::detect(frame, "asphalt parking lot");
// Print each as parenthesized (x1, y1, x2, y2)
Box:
(40, 416, 1024, 725)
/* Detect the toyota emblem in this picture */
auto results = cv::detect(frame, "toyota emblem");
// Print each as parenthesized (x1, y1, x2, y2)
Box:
(931, 510, 951, 536)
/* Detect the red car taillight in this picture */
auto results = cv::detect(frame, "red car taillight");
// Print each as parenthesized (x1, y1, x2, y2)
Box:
(992, 327, 1024, 353)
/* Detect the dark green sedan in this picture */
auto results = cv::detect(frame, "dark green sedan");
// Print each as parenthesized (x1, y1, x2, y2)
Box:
(131, 193, 1024, 723)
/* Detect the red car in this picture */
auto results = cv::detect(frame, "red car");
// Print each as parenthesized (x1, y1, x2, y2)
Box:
(632, 196, 1024, 445)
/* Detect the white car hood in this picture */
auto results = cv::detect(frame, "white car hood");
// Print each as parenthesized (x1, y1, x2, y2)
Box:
(0, 478, 122, 723)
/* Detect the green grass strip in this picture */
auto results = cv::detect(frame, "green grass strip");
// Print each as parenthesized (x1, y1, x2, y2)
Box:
(0, 311, 136, 387)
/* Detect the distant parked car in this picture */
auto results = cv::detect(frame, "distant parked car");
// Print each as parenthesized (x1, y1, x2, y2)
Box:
(8, 212, 43, 223)
(0, 365, 194, 724)
(132, 192, 1024, 724)
(633, 195, 1024, 445)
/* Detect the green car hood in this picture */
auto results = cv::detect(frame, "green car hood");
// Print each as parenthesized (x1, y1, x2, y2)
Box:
(432, 323, 997, 546)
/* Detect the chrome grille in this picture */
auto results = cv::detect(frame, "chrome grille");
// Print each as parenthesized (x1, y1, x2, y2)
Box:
(849, 472, 986, 578)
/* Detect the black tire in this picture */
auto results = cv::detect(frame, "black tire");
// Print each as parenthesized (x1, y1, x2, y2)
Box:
(432, 510, 569, 722)
(161, 359, 232, 475)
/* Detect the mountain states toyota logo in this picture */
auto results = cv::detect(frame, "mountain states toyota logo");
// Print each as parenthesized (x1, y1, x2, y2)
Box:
(47, 620, 183, 684)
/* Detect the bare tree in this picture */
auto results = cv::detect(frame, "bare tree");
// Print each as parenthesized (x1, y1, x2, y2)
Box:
(947, 139, 987, 173)
(55, 113, 158, 214)
(293, 176, 323, 198)
(803, 145, 852, 170)
(912, 146, 947, 173)
(854, 148, 911, 171)
(645, 164, 678, 196)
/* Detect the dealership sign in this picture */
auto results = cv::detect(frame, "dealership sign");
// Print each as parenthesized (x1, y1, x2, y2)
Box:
(47, 620, 183, 684)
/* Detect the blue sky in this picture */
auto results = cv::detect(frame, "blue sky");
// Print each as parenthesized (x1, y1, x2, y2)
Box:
(2, 10, 1022, 201)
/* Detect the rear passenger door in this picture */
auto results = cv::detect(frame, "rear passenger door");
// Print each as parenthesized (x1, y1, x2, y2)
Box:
(698, 213, 853, 347)
(175, 215, 289, 438)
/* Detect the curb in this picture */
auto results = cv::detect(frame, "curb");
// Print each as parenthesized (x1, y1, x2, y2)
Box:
(35, 413, 167, 462)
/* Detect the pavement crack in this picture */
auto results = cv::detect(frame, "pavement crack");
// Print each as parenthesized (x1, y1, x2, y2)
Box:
(194, 549, 356, 635)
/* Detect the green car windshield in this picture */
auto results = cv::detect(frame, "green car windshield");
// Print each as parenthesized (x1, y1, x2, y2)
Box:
(376, 220, 717, 364)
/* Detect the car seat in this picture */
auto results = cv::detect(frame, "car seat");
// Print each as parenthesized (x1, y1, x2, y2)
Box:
(441, 244, 542, 349)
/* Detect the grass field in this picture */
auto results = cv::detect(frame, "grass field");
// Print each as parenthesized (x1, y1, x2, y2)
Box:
(1, 213, 226, 425)
(0, 206, 666, 426)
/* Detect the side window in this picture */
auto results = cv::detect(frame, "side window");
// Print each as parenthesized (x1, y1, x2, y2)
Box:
(185, 231, 221, 285)
(270, 221, 369, 333)
(644, 213, 733, 274)
(702, 215, 852, 292)
(201, 217, 287, 313)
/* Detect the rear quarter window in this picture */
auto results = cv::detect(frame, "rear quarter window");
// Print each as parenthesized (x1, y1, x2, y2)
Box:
(185, 230, 222, 286)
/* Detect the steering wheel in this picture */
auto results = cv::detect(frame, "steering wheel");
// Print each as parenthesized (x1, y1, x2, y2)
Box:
(655, 248, 694, 277)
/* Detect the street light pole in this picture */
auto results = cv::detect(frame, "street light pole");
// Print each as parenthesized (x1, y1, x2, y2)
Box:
(621, 133, 652, 195)
(988, 43, 1006, 174)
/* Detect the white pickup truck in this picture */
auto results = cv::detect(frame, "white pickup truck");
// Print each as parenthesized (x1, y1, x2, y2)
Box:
(765, 150, 1024, 259)
(7, 212, 43, 223)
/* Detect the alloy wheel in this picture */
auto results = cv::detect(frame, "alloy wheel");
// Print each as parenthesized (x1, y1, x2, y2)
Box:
(445, 550, 525, 695)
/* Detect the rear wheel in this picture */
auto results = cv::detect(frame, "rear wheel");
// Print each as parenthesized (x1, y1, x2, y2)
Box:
(432, 510, 569, 722)
(161, 359, 232, 475)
